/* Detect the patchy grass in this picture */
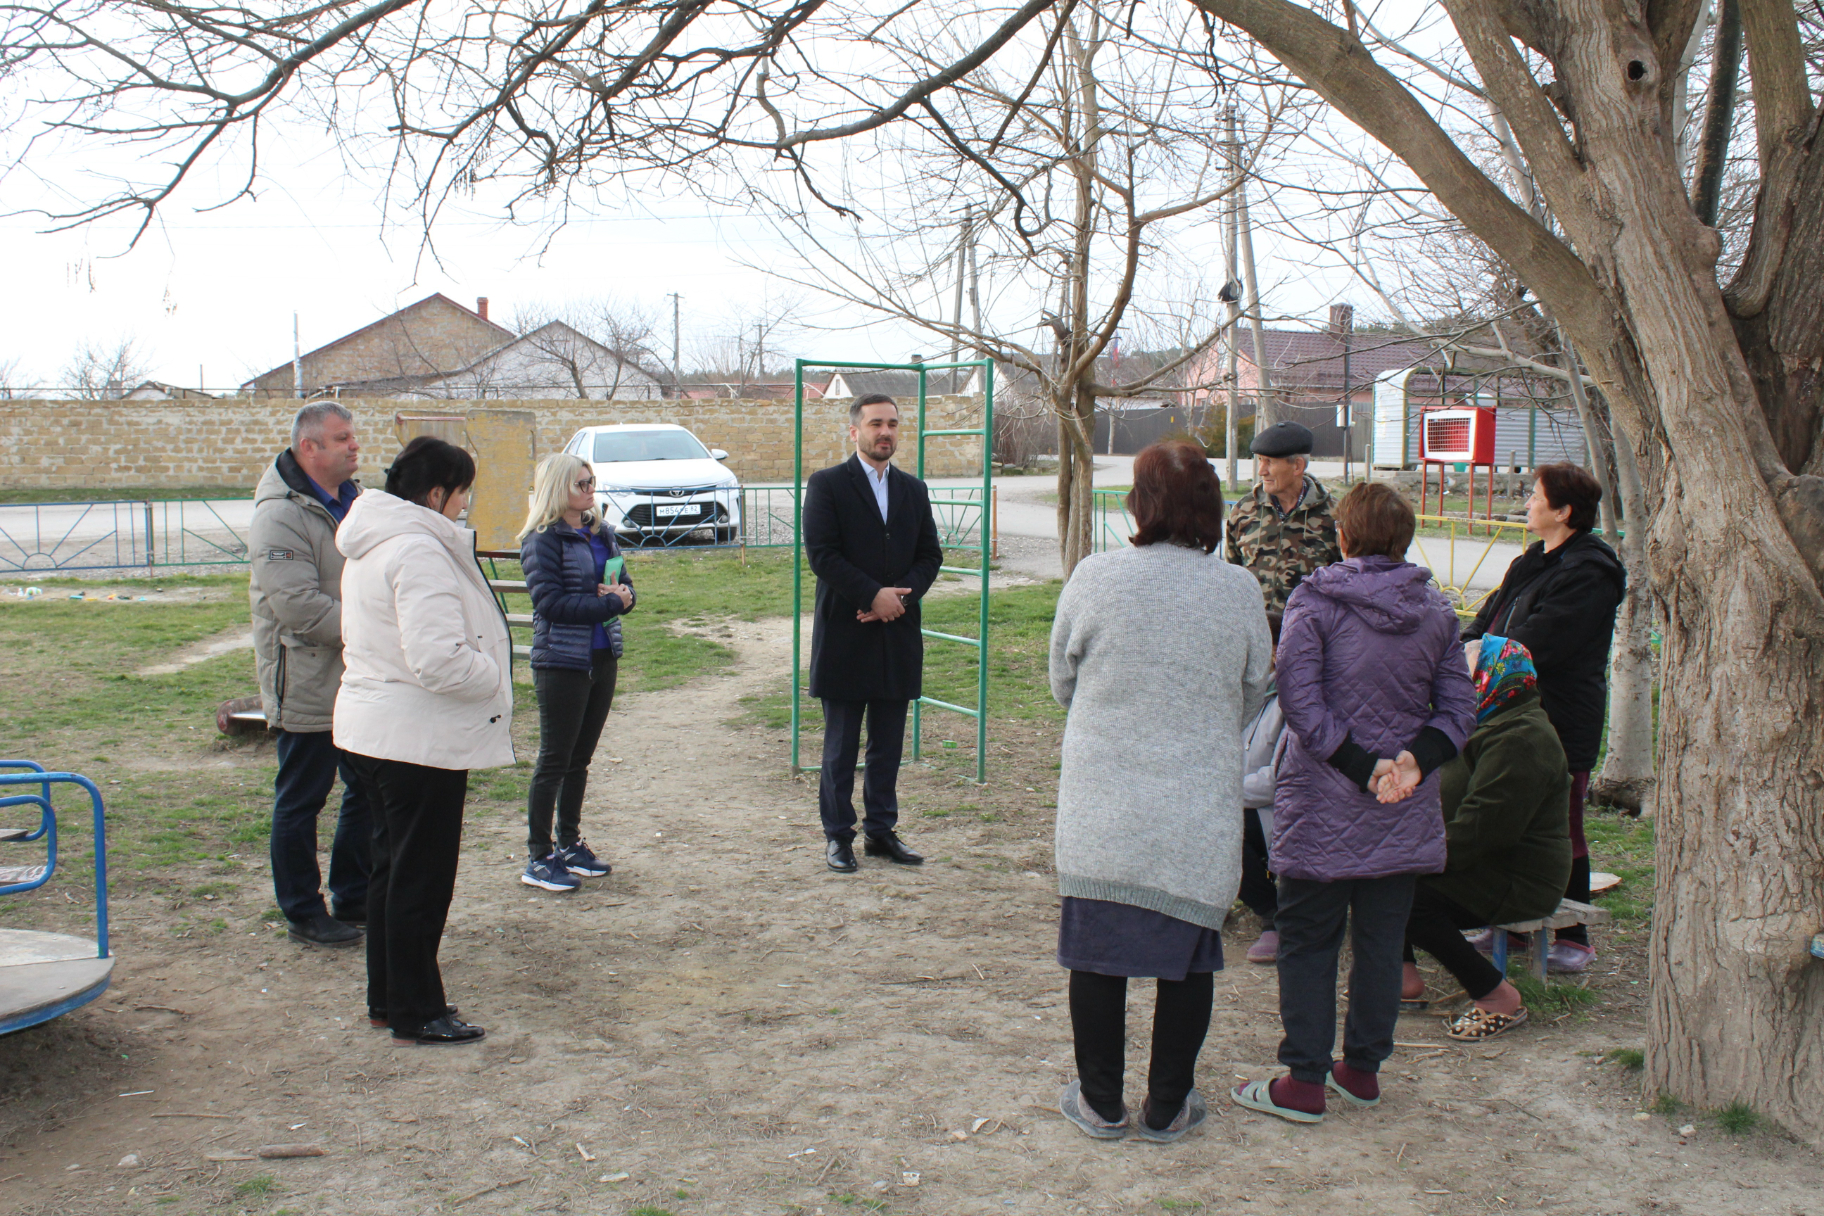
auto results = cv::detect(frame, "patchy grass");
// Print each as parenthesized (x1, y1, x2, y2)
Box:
(1509, 965, 1602, 1015)
(1585, 812, 1655, 926)
(485, 548, 800, 696)
(735, 580, 1064, 743)
(1715, 1101, 1760, 1135)
(1606, 1047, 1646, 1071)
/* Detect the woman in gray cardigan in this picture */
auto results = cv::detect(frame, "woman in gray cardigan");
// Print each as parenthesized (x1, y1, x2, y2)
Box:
(1049, 442, 1273, 1142)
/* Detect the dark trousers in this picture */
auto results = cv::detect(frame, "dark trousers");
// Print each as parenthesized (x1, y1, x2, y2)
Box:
(817, 699, 907, 842)
(1239, 808, 1278, 927)
(1274, 874, 1415, 1084)
(1069, 971, 1214, 1121)
(270, 728, 370, 921)
(528, 652, 617, 858)
(346, 753, 468, 1029)
(1559, 771, 1592, 944)
(1403, 882, 1507, 1000)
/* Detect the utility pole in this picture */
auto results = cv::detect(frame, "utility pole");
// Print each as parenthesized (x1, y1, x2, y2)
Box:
(1238, 170, 1275, 431)
(949, 207, 971, 393)
(1223, 104, 1241, 488)
(292, 312, 303, 399)
(967, 220, 982, 351)
(668, 292, 681, 395)
(1337, 302, 1354, 483)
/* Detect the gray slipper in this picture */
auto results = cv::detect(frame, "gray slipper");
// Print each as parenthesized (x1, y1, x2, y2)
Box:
(1325, 1069, 1382, 1108)
(1232, 1078, 1324, 1124)
(1059, 1080, 1128, 1139)
(1135, 1090, 1209, 1143)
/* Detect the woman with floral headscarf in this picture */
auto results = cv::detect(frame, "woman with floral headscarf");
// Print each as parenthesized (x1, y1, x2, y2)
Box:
(1400, 635, 1572, 1041)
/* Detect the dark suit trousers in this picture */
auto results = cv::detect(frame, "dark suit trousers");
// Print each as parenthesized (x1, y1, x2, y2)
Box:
(818, 699, 908, 842)
(346, 753, 468, 1029)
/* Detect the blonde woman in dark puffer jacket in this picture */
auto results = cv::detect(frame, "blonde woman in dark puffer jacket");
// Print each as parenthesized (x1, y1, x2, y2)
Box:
(516, 453, 635, 893)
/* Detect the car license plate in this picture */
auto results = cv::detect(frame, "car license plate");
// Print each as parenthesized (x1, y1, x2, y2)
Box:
(654, 503, 702, 518)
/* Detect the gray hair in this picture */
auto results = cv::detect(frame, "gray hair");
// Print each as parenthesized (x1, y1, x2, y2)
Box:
(291, 401, 354, 447)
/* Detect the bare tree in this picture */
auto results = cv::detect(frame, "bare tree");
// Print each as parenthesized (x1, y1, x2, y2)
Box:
(684, 298, 803, 390)
(60, 338, 148, 400)
(0, 355, 36, 399)
(1190, 0, 1824, 1143)
(765, 2, 1301, 575)
(507, 300, 664, 399)
(0, 0, 1063, 246)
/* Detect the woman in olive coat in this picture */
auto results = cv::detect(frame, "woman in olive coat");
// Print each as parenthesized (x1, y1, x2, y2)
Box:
(1401, 635, 1571, 1042)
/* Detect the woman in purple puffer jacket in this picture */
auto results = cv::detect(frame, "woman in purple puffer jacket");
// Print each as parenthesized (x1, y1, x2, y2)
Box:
(1233, 482, 1476, 1125)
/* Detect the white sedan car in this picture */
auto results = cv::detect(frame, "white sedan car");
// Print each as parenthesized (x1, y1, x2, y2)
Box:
(562, 423, 742, 545)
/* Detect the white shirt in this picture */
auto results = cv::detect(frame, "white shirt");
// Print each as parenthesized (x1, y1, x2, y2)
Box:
(864, 460, 890, 521)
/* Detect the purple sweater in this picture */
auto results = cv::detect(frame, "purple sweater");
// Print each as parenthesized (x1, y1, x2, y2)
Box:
(1271, 556, 1476, 882)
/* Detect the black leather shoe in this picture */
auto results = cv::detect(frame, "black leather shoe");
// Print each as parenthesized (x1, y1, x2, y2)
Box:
(390, 1014, 486, 1046)
(826, 839, 858, 873)
(863, 832, 923, 865)
(287, 913, 363, 948)
(331, 903, 366, 926)
(368, 1004, 458, 1029)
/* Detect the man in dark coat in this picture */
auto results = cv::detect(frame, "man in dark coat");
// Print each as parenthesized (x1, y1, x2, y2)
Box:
(804, 393, 944, 873)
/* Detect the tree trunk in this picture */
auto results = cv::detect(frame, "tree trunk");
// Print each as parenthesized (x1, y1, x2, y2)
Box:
(1592, 427, 1657, 813)
(1055, 390, 1096, 577)
(1647, 531, 1824, 1137)
(1187, 0, 1824, 1147)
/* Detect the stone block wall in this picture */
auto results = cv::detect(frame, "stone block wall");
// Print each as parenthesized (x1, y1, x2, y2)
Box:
(0, 396, 989, 490)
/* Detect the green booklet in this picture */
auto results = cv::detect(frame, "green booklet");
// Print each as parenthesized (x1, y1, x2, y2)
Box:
(601, 554, 625, 585)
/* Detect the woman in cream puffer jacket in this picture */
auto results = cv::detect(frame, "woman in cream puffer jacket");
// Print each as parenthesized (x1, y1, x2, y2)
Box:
(334, 436, 512, 1047)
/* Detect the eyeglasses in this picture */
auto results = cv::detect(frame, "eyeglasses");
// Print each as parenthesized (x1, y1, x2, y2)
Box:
(574, 478, 596, 490)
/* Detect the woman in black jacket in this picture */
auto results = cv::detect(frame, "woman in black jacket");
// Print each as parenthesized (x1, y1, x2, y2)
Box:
(1462, 462, 1623, 973)
(516, 453, 635, 893)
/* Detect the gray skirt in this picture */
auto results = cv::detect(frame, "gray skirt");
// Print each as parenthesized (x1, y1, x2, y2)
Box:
(1057, 896, 1224, 981)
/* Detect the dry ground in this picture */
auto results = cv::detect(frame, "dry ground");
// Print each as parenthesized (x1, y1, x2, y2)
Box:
(1, 590, 1819, 1216)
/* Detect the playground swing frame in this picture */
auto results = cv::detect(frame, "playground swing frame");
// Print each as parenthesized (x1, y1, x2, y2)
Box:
(789, 359, 996, 784)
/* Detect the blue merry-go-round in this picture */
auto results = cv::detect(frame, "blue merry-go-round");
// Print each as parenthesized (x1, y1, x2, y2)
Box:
(0, 762, 112, 1035)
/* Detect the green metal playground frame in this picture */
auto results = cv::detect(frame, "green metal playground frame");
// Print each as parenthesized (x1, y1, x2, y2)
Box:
(790, 359, 996, 784)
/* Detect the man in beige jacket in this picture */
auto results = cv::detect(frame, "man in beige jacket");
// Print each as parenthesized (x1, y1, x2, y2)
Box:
(249, 402, 369, 949)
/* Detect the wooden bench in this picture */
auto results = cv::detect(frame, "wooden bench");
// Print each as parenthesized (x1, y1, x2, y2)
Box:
(1490, 898, 1612, 982)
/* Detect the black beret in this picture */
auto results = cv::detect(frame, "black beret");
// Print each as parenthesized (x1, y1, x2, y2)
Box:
(1249, 420, 1315, 457)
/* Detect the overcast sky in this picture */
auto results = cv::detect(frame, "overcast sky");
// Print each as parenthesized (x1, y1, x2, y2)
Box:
(0, 14, 1391, 395)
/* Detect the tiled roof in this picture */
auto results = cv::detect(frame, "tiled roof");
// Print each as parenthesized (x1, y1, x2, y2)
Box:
(1245, 328, 1443, 391)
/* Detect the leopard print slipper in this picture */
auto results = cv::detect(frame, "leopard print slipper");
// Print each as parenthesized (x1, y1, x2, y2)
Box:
(1446, 1005, 1529, 1041)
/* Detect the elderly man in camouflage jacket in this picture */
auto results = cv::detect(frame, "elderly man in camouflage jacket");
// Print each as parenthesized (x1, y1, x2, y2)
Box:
(1225, 421, 1343, 614)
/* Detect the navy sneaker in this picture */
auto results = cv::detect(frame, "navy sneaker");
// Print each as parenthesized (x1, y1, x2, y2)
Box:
(521, 854, 580, 892)
(556, 839, 611, 877)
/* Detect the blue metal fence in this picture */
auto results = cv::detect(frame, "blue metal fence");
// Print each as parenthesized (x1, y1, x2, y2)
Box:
(0, 500, 250, 574)
(0, 486, 985, 574)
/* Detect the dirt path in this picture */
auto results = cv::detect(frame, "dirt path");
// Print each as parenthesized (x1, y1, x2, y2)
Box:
(1, 621, 1819, 1215)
